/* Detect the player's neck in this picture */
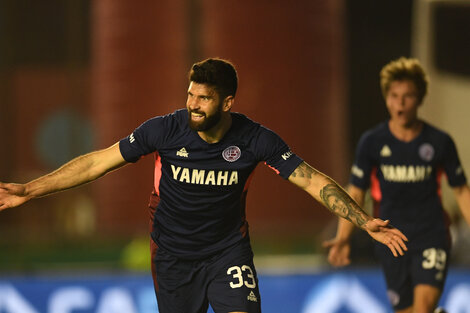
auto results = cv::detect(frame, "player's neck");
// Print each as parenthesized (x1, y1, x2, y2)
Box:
(198, 113, 232, 144)
(388, 119, 423, 142)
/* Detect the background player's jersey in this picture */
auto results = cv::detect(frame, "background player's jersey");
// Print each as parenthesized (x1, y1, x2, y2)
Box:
(119, 109, 303, 259)
(350, 121, 467, 248)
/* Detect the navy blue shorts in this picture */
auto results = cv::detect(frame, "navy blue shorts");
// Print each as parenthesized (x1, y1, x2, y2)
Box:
(375, 243, 450, 310)
(151, 239, 261, 313)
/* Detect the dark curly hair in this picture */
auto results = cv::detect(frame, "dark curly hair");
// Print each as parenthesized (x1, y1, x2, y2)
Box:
(188, 58, 238, 100)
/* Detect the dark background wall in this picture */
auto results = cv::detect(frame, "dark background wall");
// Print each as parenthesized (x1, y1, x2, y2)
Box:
(346, 0, 412, 153)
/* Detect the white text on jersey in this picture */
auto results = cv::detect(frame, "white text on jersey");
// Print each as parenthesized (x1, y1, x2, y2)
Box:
(281, 151, 293, 160)
(351, 165, 364, 178)
(171, 165, 239, 186)
(381, 165, 432, 182)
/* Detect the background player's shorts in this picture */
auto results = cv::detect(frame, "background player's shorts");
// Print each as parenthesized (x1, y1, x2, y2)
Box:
(375, 243, 450, 310)
(153, 238, 261, 313)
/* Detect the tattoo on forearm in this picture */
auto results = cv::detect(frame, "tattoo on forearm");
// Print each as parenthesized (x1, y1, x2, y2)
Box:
(320, 184, 367, 227)
(290, 162, 318, 179)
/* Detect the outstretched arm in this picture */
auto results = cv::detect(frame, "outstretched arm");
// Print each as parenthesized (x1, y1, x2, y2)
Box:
(288, 161, 407, 257)
(322, 184, 365, 267)
(0, 143, 127, 211)
(453, 184, 470, 226)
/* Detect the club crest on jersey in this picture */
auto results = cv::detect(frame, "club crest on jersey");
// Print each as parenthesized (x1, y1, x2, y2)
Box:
(419, 143, 434, 161)
(222, 146, 241, 162)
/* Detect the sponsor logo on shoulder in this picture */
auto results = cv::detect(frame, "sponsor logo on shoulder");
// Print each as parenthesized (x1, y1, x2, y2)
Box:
(222, 146, 241, 162)
(247, 291, 258, 302)
(176, 147, 189, 158)
(129, 133, 135, 143)
(351, 165, 364, 178)
(281, 150, 293, 160)
(380, 145, 392, 157)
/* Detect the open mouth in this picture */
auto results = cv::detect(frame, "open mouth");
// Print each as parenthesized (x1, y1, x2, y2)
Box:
(191, 112, 205, 121)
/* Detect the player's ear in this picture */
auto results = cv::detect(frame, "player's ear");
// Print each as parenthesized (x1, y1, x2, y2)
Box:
(222, 95, 234, 112)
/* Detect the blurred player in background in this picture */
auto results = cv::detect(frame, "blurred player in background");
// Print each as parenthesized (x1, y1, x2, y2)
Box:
(323, 57, 470, 313)
(0, 58, 408, 313)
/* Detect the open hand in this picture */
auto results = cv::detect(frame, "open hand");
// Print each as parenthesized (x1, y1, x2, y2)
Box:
(0, 182, 29, 211)
(364, 218, 408, 257)
(322, 237, 351, 267)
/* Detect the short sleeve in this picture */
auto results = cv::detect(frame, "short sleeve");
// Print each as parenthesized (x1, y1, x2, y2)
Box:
(349, 131, 375, 190)
(443, 135, 467, 187)
(254, 126, 303, 179)
(119, 114, 174, 163)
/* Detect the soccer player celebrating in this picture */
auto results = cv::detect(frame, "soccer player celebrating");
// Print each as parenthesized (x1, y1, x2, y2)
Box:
(323, 57, 470, 313)
(0, 58, 408, 313)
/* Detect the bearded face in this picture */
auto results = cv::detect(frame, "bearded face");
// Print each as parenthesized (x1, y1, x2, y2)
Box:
(186, 82, 224, 131)
(187, 100, 223, 131)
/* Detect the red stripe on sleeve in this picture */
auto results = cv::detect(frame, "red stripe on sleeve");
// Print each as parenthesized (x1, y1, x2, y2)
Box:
(264, 162, 280, 175)
(370, 167, 382, 217)
(436, 167, 444, 201)
(154, 153, 162, 196)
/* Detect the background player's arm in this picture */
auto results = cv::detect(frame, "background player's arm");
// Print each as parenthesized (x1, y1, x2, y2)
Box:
(288, 161, 407, 257)
(453, 184, 470, 226)
(322, 184, 366, 267)
(0, 143, 127, 211)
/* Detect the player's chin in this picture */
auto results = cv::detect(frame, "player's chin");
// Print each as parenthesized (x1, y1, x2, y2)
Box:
(188, 120, 206, 131)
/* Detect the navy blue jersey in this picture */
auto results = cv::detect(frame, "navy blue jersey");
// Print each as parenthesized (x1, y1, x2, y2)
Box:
(119, 109, 303, 259)
(350, 121, 466, 248)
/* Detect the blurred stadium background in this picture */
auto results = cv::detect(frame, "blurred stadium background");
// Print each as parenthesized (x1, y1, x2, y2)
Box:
(0, 0, 469, 312)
